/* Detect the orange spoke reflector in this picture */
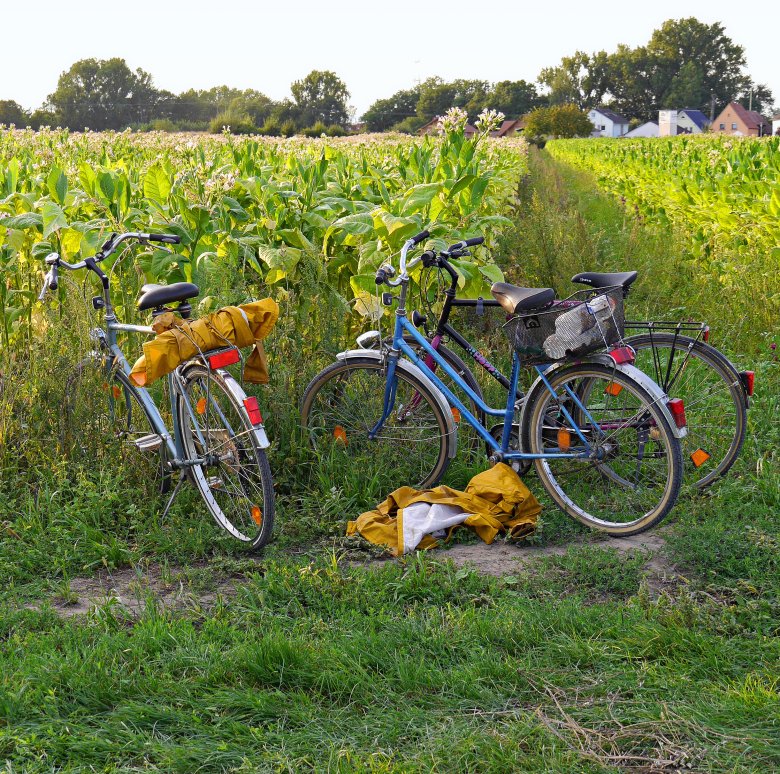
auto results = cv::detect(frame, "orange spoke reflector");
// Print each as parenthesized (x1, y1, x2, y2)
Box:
(196, 397, 207, 415)
(690, 448, 711, 468)
(102, 382, 109, 391)
(112, 385, 122, 399)
(557, 428, 572, 452)
(605, 382, 623, 397)
(333, 425, 348, 445)
(251, 506, 263, 525)
(451, 408, 461, 423)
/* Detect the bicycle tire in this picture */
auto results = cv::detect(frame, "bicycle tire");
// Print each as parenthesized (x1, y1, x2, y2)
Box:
(526, 362, 683, 535)
(624, 333, 747, 489)
(62, 356, 171, 494)
(300, 357, 453, 502)
(176, 363, 275, 549)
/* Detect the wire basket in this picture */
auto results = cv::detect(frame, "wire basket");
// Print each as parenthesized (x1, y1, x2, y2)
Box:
(502, 286, 625, 365)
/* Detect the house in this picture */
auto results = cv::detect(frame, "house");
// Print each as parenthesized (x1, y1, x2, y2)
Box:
(711, 102, 771, 136)
(625, 121, 659, 138)
(773, 113, 780, 136)
(417, 117, 477, 138)
(677, 109, 710, 134)
(490, 117, 527, 137)
(587, 108, 629, 138)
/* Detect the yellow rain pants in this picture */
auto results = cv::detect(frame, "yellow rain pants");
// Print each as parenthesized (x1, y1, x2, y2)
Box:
(129, 299, 279, 386)
(347, 463, 541, 555)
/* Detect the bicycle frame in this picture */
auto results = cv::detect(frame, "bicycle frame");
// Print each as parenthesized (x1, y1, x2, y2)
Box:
(374, 301, 593, 462)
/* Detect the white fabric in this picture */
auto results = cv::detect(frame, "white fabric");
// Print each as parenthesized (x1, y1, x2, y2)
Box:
(401, 502, 471, 554)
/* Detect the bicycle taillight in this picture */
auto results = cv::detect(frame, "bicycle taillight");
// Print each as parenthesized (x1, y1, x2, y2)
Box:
(667, 398, 687, 429)
(208, 349, 240, 369)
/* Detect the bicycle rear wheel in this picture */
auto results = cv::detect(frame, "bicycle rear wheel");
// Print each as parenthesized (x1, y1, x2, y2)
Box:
(176, 364, 275, 549)
(625, 333, 747, 489)
(300, 357, 453, 503)
(526, 363, 682, 535)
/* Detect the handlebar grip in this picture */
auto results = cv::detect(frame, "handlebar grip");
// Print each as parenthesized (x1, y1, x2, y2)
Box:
(49, 264, 59, 291)
(149, 233, 181, 244)
(464, 236, 484, 247)
(410, 230, 430, 246)
(375, 268, 388, 285)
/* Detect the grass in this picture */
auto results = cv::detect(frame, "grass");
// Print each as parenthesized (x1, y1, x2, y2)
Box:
(0, 147, 778, 771)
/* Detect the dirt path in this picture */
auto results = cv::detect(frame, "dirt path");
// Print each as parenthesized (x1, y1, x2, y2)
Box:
(37, 531, 679, 618)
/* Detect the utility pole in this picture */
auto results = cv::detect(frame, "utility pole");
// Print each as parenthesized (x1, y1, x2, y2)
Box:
(749, 89, 753, 112)
(709, 92, 716, 122)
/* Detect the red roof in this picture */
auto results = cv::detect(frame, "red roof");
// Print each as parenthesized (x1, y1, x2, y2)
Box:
(729, 102, 769, 130)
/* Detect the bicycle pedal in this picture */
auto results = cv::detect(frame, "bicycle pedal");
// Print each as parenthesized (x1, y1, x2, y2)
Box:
(206, 476, 224, 489)
(134, 434, 163, 452)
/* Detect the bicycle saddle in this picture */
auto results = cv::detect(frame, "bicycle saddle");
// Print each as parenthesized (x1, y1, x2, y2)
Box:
(490, 282, 555, 315)
(571, 271, 638, 292)
(137, 282, 200, 311)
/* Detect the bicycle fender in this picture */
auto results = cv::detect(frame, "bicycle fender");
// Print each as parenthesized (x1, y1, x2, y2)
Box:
(336, 349, 458, 458)
(521, 356, 688, 439)
(180, 362, 271, 449)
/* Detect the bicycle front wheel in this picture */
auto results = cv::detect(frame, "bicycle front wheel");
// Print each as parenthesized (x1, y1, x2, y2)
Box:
(63, 356, 170, 493)
(526, 363, 683, 535)
(300, 357, 452, 502)
(176, 364, 275, 549)
(625, 333, 747, 489)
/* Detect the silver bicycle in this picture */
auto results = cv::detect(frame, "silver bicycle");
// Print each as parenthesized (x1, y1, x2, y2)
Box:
(39, 231, 275, 550)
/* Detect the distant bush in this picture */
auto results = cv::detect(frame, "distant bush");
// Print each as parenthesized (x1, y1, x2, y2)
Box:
(149, 119, 177, 132)
(326, 124, 347, 137)
(259, 119, 281, 136)
(209, 110, 256, 135)
(280, 120, 297, 137)
(302, 122, 328, 138)
(390, 116, 426, 134)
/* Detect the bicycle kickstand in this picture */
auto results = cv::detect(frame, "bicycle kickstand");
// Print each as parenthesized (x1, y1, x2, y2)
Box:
(161, 473, 187, 520)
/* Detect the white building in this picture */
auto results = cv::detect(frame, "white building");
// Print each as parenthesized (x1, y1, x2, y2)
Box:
(588, 108, 629, 138)
(677, 109, 710, 134)
(659, 110, 677, 136)
(625, 121, 659, 138)
(773, 114, 780, 136)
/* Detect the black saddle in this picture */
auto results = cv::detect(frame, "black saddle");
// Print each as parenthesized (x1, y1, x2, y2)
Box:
(490, 282, 555, 315)
(137, 282, 200, 311)
(571, 271, 638, 295)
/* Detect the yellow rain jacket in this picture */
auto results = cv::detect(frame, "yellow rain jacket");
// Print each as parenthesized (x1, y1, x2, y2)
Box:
(129, 299, 279, 387)
(347, 463, 541, 555)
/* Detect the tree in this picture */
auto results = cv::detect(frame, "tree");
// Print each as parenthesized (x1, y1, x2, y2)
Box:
(485, 80, 541, 117)
(362, 86, 421, 132)
(47, 58, 159, 130)
(736, 83, 774, 115)
(537, 51, 610, 108)
(416, 78, 490, 122)
(524, 105, 593, 139)
(0, 100, 28, 126)
(607, 18, 753, 120)
(291, 70, 350, 127)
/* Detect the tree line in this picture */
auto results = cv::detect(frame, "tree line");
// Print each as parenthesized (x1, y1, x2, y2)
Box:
(0, 18, 773, 135)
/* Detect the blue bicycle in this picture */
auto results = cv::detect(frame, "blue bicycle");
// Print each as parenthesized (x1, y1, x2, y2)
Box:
(301, 230, 687, 535)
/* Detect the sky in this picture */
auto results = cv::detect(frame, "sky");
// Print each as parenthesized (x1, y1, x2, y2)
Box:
(1, 0, 777, 118)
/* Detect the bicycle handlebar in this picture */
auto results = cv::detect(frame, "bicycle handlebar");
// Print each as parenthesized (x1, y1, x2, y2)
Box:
(37, 231, 181, 299)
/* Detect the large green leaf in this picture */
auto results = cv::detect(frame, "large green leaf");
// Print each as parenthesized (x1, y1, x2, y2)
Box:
(46, 167, 68, 205)
(143, 164, 172, 206)
(41, 202, 68, 238)
(400, 183, 442, 216)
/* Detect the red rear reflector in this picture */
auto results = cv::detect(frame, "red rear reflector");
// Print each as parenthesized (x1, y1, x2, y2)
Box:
(608, 346, 635, 365)
(667, 398, 687, 428)
(208, 349, 240, 370)
(702, 327, 710, 343)
(243, 396, 263, 425)
(690, 448, 711, 467)
(740, 371, 754, 397)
